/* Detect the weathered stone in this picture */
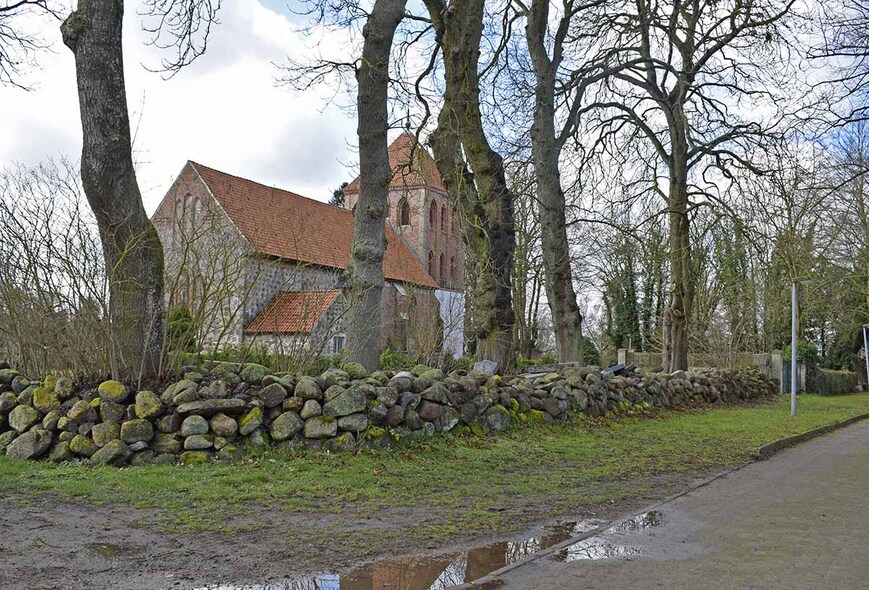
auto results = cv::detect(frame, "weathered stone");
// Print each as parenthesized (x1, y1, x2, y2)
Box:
(217, 445, 241, 462)
(483, 405, 511, 432)
(473, 360, 499, 377)
(0, 368, 19, 386)
(179, 450, 209, 465)
(67, 400, 97, 424)
(91, 422, 120, 448)
(0, 391, 17, 413)
(304, 416, 338, 439)
(180, 415, 209, 437)
(128, 441, 149, 452)
(49, 441, 73, 463)
(399, 392, 421, 410)
(239, 363, 269, 384)
(295, 377, 323, 401)
(184, 434, 214, 450)
(11, 375, 30, 394)
(42, 410, 60, 431)
(156, 413, 182, 433)
(542, 397, 563, 417)
(323, 387, 367, 417)
(9, 405, 39, 432)
(245, 429, 269, 447)
(421, 383, 451, 404)
(389, 375, 413, 393)
(204, 380, 230, 399)
(282, 396, 304, 413)
(342, 362, 367, 380)
(0, 431, 16, 454)
(152, 433, 182, 454)
(177, 398, 246, 417)
(437, 407, 461, 432)
(214, 436, 228, 450)
(270, 411, 303, 441)
(69, 434, 98, 457)
(210, 413, 238, 437)
(53, 377, 74, 399)
(368, 402, 388, 425)
(58, 431, 75, 443)
(183, 371, 204, 383)
(173, 386, 201, 404)
(386, 405, 404, 427)
(98, 380, 129, 403)
(258, 383, 287, 408)
(160, 379, 197, 404)
(130, 450, 156, 466)
(375, 386, 399, 407)
(238, 407, 264, 436)
(404, 409, 423, 430)
(300, 399, 322, 420)
(32, 387, 60, 413)
(120, 419, 154, 444)
(417, 401, 444, 422)
(337, 413, 368, 433)
(99, 400, 126, 424)
(77, 421, 96, 436)
(323, 432, 356, 452)
(134, 391, 162, 420)
(90, 439, 132, 466)
(321, 369, 350, 389)
(6, 429, 52, 460)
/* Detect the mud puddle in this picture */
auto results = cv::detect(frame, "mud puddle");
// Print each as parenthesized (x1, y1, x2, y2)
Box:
(195, 511, 663, 589)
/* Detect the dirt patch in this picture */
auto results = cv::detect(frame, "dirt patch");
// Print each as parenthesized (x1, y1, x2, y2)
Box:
(0, 469, 721, 590)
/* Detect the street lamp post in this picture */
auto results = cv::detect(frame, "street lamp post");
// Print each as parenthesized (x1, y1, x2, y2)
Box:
(863, 325, 869, 392)
(791, 279, 811, 417)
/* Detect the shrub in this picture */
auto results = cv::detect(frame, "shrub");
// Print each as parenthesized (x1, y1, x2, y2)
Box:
(818, 369, 858, 395)
(166, 305, 197, 353)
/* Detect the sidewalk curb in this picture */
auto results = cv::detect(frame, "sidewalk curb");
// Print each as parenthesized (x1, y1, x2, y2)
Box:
(454, 413, 869, 589)
(756, 412, 869, 460)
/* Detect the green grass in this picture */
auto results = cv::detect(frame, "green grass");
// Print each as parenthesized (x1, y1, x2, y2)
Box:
(2, 394, 868, 544)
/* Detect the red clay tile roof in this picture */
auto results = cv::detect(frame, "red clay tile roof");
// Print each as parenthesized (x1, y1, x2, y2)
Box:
(344, 132, 446, 194)
(189, 162, 438, 288)
(245, 290, 341, 334)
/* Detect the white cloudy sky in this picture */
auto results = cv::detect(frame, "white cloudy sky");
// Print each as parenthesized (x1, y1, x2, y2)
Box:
(0, 0, 366, 212)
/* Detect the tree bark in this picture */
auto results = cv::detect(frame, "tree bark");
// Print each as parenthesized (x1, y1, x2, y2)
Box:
(344, 0, 408, 371)
(425, 0, 517, 371)
(526, 0, 584, 363)
(61, 0, 165, 382)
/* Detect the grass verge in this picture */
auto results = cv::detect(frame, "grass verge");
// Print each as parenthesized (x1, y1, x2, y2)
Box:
(1, 394, 867, 545)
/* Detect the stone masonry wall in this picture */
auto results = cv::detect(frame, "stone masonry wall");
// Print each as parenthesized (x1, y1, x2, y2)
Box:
(0, 363, 779, 466)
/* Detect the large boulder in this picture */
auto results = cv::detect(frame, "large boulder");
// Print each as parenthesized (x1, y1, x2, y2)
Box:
(239, 363, 269, 384)
(32, 388, 60, 413)
(270, 412, 303, 441)
(91, 422, 120, 448)
(98, 380, 130, 404)
(323, 386, 367, 418)
(294, 377, 323, 401)
(304, 416, 337, 439)
(9, 405, 39, 433)
(483, 405, 511, 432)
(100, 400, 126, 424)
(120, 419, 154, 444)
(69, 434, 98, 457)
(258, 383, 287, 408)
(210, 413, 238, 437)
(337, 413, 368, 434)
(6, 429, 52, 460)
(67, 400, 98, 424)
(176, 399, 245, 417)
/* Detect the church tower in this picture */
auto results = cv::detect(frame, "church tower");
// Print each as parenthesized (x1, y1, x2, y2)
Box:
(343, 133, 464, 292)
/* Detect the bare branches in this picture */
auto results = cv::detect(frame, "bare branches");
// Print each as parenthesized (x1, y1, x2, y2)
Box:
(140, 0, 222, 76)
(0, 0, 59, 88)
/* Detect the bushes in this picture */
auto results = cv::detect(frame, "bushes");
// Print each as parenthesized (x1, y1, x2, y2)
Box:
(818, 369, 858, 395)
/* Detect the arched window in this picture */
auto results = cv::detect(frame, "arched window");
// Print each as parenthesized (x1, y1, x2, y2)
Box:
(450, 256, 457, 281)
(439, 253, 446, 281)
(176, 270, 191, 306)
(399, 199, 411, 226)
(429, 200, 437, 227)
(428, 250, 436, 279)
(440, 205, 447, 232)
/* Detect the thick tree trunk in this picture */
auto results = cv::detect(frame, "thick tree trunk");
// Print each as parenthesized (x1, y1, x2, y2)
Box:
(526, 0, 583, 364)
(61, 1, 164, 382)
(344, 0, 408, 371)
(663, 121, 693, 372)
(425, 0, 516, 371)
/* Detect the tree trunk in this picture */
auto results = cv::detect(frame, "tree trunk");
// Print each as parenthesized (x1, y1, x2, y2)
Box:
(526, 0, 583, 364)
(425, 0, 516, 371)
(663, 116, 693, 372)
(344, 0, 408, 371)
(61, 1, 164, 382)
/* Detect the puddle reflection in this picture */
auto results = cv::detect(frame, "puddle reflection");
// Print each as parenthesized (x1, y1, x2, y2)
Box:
(195, 513, 662, 590)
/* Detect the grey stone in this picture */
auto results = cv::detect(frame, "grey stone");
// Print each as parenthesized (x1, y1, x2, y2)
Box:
(134, 390, 162, 420)
(421, 383, 451, 404)
(282, 396, 304, 413)
(184, 434, 214, 450)
(258, 383, 287, 408)
(304, 416, 338, 439)
(100, 400, 126, 424)
(483, 405, 511, 432)
(323, 432, 356, 452)
(6, 429, 52, 460)
(173, 387, 201, 405)
(160, 379, 197, 404)
(368, 403, 388, 425)
(91, 422, 120, 448)
(0, 431, 16, 454)
(245, 429, 269, 447)
(9, 405, 39, 432)
(239, 363, 269, 384)
(0, 391, 17, 413)
(375, 386, 399, 407)
(151, 433, 181, 454)
(120, 419, 154, 444)
(130, 450, 156, 466)
(41, 410, 60, 431)
(270, 412, 303, 441)
(437, 407, 461, 432)
(91, 439, 132, 466)
(386, 405, 404, 427)
(295, 377, 323, 401)
(210, 413, 238, 437)
(300, 399, 322, 420)
(205, 380, 230, 399)
(67, 400, 97, 424)
(399, 392, 421, 410)
(55, 377, 74, 399)
(49, 441, 72, 463)
(405, 409, 423, 430)
(418, 401, 444, 421)
(69, 434, 98, 457)
(473, 360, 499, 376)
(322, 387, 367, 418)
(177, 398, 246, 417)
(156, 413, 182, 433)
(238, 407, 264, 436)
(337, 413, 368, 433)
(180, 415, 209, 437)
(11, 375, 30, 394)
(128, 441, 149, 452)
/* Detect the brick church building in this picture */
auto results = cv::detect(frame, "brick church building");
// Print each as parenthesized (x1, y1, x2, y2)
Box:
(151, 134, 465, 358)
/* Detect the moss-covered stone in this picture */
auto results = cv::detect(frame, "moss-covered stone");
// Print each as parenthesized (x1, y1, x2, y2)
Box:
(120, 419, 154, 444)
(323, 432, 356, 452)
(9, 405, 39, 433)
(91, 421, 120, 448)
(90, 439, 131, 466)
(98, 380, 130, 403)
(54, 376, 74, 400)
(210, 413, 238, 437)
(32, 387, 60, 413)
(69, 434, 98, 457)
(342, 362, 368, 380)
(68, 400, 97, 424)
(304, 415, 338, 439)
(134, 390, 162, 420)
(238, 407, 264, 436)
(239, 363, 269, 384)
(48, 441, 72, 463)
(42, 410, 60, 431)
(151, 433, 182, 454)
(6, 429, 52, 460)
(43, 374, 58, 391)
(184, 434, 214, 450)
(0, 391, 17, 413)
(270, 411, 303, 441)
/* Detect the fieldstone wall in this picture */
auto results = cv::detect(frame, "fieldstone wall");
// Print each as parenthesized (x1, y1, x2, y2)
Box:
(0, 362, 779, 467)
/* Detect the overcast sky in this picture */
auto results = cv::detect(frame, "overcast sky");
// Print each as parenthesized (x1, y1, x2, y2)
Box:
(0, 0, 365, 213)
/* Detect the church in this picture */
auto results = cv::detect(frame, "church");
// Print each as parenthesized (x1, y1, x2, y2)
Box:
(151, 134, 465, 359)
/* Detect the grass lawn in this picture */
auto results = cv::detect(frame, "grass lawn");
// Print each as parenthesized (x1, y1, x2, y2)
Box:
(1, 393, 867, 547)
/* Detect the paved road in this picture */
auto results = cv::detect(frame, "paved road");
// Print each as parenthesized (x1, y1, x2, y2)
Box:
(493, 420, 869, 590)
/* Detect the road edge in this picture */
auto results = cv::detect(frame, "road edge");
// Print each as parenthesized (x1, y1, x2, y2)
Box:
(455, 410, 869, 589)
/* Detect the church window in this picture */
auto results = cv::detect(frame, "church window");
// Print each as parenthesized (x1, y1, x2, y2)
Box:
(450, 256, 458, 281)
(439, 253, 446, 281)
(429, 200, 437, 227)
(440, 205, 447, 232)
(428, 250, 436, 279)
(398, 199, 411, 226)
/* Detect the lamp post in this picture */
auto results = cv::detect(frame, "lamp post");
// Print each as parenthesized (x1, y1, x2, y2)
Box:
(791, 279, 811, 417)
(863, 324, 869, 391)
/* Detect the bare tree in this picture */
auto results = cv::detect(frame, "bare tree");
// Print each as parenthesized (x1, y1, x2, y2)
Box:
(0, 0, 58, 87)
(61, 1, 165, 382)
